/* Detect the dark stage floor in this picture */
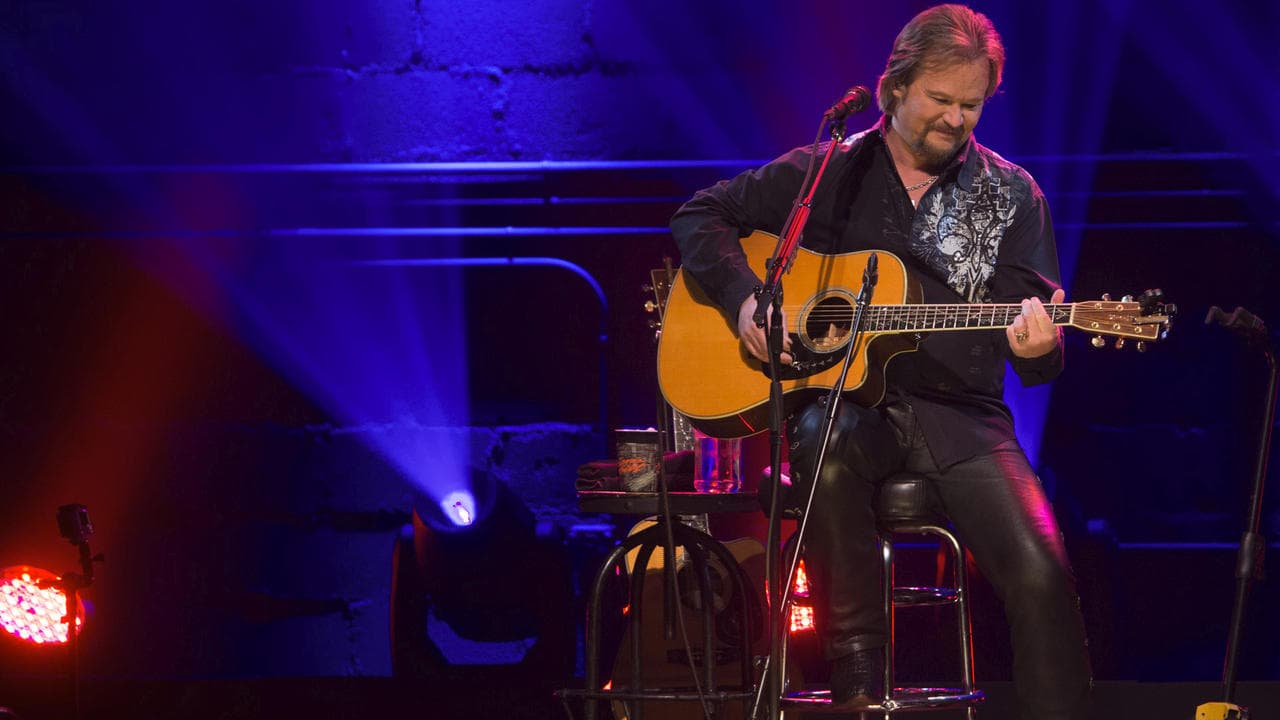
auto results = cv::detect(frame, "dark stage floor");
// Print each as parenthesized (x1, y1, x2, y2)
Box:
(1, 676, 1276, 720)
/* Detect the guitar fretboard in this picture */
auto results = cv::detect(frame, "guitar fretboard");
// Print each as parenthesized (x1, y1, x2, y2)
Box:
(842, 303, 1073, 332)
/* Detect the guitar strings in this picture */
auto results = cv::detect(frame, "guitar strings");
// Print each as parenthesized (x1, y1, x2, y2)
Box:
(778, 303, 1073, 314)
(784, 304, 1075, 326)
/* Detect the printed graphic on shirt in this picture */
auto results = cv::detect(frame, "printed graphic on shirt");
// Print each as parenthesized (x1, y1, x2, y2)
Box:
(913, 175, 1018, 302)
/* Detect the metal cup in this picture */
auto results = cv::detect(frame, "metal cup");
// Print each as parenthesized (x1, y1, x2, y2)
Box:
(616, 428, 662, 492)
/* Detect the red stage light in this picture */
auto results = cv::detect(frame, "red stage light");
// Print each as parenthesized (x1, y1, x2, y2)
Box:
(0, 566, 83, 645)
(792, 560, 810, 597)
(789, 605, 815, 634)
(763, 559, 817, 633)
(789, 560, 814, 633)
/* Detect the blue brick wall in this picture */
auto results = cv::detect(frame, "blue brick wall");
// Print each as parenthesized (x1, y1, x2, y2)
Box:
(1, 0, 904, 164)
(1, 0, 759, 163)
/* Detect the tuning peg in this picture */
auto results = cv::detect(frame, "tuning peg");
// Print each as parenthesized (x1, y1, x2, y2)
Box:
(1101, 293, 1112, 301)
(644, 300, 658, 313)
(1136, 341, 1148, 353)
(1091, 335, 1106, 348)
(1139, 289, 1168, 314)
(1114, 338, 1126, 349)
(1121, 294, 1134, 303)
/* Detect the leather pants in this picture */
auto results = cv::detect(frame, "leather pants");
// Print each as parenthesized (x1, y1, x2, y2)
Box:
(785, 398, 1093, 720)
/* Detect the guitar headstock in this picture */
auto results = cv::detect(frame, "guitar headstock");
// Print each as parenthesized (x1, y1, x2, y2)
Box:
(642, 257, 679, 342)
(1072, 289, 1176, 351)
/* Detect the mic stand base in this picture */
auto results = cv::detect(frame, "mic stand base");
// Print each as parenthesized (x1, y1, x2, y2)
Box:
(1195, 702, 1250, 720)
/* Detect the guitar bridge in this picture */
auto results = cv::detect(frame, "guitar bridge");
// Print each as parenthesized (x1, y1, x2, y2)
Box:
(761, 334, 842, 380)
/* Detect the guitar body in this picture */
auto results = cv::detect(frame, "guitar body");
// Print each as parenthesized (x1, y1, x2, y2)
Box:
(657, 231, 922, 439)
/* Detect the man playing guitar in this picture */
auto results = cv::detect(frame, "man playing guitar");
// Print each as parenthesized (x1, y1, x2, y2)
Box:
(668, 5, 1092, 718)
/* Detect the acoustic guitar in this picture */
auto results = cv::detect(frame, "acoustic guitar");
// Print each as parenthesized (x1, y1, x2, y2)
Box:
(657, 230, 1173, 439)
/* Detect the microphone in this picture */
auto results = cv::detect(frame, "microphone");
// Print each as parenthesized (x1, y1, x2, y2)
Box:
(1205, 305, 1269, 346)
(823, 86, 872, 121)
(857, 252, 878, 306)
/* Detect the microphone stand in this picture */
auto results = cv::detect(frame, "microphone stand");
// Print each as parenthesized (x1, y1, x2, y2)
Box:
(1199, 306, 1275, 719)
(753, 113, 863, 720)
(40, 517, 102, 720)
(60, 541, 96, 720)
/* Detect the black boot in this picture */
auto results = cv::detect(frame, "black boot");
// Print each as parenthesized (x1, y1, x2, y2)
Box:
(829, 648, 884, 707)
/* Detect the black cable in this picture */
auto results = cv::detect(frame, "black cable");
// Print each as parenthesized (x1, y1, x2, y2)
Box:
(654, 459, 716, 720)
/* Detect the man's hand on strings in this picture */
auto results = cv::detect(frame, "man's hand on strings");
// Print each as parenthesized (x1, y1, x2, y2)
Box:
(738, 295, 793, 364)
(1007, 287, 1065, 358)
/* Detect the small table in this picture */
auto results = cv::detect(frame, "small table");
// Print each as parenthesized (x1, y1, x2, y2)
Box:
(576, 490, 760, 515)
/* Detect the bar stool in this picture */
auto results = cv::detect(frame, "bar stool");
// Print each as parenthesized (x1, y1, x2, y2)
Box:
(779, 473, 984, 717)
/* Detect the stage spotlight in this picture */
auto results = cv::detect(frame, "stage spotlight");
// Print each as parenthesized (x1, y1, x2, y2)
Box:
(415, 469, 495, 534)
(0, 503, 101, 718)
(0, 565, 84, 646)
(390, 472, 574, 682)
(439, 490, 476, 528)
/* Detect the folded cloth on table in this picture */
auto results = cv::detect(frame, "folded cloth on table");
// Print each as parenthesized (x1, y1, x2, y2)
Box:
(575, 450, 694, 492)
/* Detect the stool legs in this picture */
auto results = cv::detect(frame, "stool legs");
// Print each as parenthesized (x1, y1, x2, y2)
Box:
(882, 536, 894, 720)
(778, 525, 983, 716)
(884, 525, 978, 718)
(935, 526, 978, 720)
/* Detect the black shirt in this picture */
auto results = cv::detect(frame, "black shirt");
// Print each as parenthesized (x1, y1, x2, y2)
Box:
(669, 118, 1063, 467)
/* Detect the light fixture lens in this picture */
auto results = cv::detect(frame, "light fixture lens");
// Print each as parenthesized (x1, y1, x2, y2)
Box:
(440, 491, 476, 527)
(0, 566, 83, 645)
(788, 560, 814, 633)
(789, 605, 815, 634)
(792, 559, 810, 597)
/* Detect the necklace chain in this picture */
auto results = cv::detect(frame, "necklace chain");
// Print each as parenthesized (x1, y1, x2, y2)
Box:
(903, 175, 939, 192)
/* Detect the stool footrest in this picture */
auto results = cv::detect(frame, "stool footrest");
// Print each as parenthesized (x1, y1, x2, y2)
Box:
(893, 586, 959, 606)
(780, 687, 984, 713)
(557, 687, 755, 703)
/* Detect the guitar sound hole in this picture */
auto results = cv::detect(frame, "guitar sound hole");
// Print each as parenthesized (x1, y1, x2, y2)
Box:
(677, 559, 731, 612)
(673, 558, 764, 650)
(802, 295, 854, 353)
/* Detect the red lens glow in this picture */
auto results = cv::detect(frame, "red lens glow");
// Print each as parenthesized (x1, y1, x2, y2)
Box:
(0, 566, 83, 645)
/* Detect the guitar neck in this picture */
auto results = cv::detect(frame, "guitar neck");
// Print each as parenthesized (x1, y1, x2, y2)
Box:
(863, 303, 1072, 333)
